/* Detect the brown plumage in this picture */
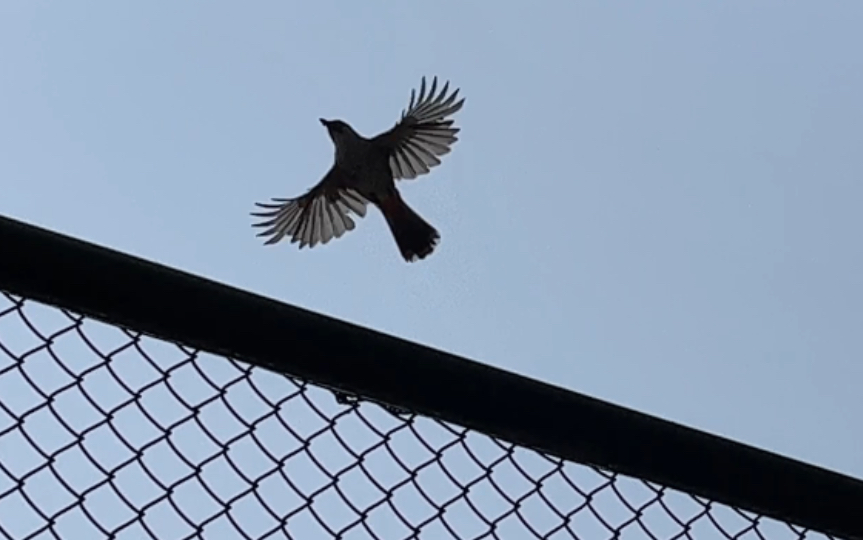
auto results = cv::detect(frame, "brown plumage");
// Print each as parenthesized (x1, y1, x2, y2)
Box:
(251, 77, 465, 262)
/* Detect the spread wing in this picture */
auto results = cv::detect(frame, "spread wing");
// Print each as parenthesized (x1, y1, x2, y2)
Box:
(251, 167, 369, 249)
(373, 76, 465, 181)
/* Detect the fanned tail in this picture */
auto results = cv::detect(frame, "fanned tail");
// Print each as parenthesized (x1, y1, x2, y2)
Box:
(377, 192, 439, 262)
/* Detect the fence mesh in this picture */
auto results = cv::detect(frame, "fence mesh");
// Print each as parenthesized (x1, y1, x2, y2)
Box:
(0, 291, 837, 540)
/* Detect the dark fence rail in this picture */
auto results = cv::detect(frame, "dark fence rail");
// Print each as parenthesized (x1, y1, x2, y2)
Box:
(1, 213, 861, 540)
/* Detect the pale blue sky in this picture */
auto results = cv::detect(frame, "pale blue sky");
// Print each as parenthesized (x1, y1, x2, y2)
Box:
(2, 0, 861, 495)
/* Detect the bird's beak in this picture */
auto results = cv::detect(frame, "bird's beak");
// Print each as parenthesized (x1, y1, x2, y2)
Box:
(319, 118, 330, 127)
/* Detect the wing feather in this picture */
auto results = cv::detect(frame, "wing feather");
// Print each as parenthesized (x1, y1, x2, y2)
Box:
(373, 76, 465, 181)
(251, 167, 368, 249)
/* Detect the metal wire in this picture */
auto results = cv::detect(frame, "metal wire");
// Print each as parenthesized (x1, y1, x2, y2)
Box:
(0, 292, 836, 540)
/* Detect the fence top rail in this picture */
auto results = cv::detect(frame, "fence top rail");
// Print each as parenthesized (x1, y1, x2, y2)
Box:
(1, 214, 861, 540)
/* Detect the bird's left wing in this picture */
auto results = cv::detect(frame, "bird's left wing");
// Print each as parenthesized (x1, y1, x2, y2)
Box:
(372, 76, 465, 181)
(251, 166, 369, 249)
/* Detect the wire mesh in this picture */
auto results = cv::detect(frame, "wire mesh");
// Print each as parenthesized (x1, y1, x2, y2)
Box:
(0, 291, 838, 540)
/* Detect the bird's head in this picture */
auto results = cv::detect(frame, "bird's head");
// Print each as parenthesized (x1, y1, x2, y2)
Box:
(319, 118, 356, 144)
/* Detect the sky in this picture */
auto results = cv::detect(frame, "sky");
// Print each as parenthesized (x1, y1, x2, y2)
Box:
(1, 1, 862, 535)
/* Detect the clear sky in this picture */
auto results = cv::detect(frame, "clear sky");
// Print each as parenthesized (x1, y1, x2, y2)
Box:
(2, 0, 861, 502)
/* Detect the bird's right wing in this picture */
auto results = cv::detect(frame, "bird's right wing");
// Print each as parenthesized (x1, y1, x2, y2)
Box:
(372, 76, 465, 181)
(251, 167, 369, 249)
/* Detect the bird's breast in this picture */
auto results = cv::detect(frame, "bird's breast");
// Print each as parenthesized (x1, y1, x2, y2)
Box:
(333, 141, 394, 197)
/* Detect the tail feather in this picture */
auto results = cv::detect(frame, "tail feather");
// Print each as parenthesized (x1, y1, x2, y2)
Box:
(378, 193, 439, 262)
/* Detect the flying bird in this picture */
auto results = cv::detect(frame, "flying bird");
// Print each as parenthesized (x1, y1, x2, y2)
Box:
(251, 77, 465, 262)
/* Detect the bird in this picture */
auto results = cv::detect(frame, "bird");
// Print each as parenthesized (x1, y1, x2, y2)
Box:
(251, 76, 465, 262)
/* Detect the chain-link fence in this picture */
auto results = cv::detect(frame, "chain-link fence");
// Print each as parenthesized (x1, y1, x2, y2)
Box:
(1, 216, 861, 540)
(0, 294, 842, 540)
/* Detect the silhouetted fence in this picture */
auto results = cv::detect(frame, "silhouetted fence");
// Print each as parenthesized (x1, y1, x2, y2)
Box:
(1, 215, 861, 540)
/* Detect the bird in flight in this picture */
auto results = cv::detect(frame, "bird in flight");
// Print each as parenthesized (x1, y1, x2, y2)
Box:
(251, 77, 465, 262)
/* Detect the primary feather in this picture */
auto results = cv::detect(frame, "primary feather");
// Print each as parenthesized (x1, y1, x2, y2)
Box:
(375, 76, 465, 180)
